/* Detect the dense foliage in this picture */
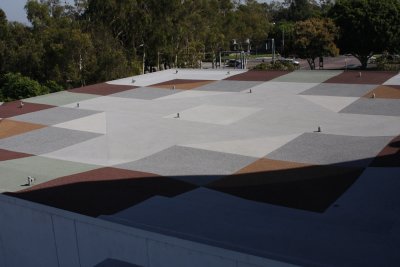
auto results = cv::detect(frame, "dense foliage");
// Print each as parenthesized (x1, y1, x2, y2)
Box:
(329, 0, 400, 69)
(0, 0, 399, 101)
(293, 18, 339, 69)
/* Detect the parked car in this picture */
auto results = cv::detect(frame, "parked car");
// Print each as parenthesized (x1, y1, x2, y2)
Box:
(225, 59, 241, 67)
(278, 58, 300, 66)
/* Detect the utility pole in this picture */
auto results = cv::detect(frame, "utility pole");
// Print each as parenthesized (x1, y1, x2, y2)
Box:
(282, 28, 285, 56)
(272, 38, 275, 64)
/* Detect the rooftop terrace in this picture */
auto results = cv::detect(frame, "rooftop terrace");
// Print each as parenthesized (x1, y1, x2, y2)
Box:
(1, 69, 399, 266)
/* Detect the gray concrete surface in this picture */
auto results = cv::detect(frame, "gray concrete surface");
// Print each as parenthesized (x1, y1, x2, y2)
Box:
(266, 133, 393, 167)
(117, 146, 257, 185)
(340, 98, 400, 116)
(300, 83, 376, 97)
(11, 107, 100, 125)
(0, 127, 102, 155)
(110, 87, 184, 100)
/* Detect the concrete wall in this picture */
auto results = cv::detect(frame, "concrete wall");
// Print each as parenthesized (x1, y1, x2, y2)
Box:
(0, 194, 298, 267)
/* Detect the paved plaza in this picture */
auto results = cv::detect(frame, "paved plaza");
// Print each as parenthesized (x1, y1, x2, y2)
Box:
(1, 69, 400, 266)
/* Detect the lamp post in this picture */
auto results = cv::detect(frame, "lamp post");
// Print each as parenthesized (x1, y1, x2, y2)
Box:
(138, 43, 145, 75)
(282, 27, 285, 56)
(266, 39, 276, 64)
(138, 43, 146, 74)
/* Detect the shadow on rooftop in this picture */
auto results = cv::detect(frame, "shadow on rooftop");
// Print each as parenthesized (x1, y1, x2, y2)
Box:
(4, 135, 399, 217)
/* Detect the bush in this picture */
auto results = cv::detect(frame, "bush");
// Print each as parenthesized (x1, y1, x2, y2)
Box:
(252, 61, 298, 71)
(0, 72, 49, 101)
(44, 80, 64, 93)
(376, 55, 400, 71)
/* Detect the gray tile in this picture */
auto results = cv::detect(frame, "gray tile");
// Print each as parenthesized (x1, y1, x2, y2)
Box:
(266, 133, 393, 167)
(0, 127, 102, 155)
(300, 83, 376, 97)
(110, 87, 183, 100)
(340, 98, 400, 116)
(194, 80, 262, 92)
(11, 107, 100, 125)
(117, 146, 257, 185)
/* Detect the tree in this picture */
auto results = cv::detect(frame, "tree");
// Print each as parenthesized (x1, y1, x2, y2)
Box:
(330, 0, 400, 69)
(0, 9, 7, 74)
(286, 0, 321, 21)
(293, 18, 339, 69)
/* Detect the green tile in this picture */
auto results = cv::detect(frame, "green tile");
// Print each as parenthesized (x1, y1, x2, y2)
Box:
(0, 156, 100, 192)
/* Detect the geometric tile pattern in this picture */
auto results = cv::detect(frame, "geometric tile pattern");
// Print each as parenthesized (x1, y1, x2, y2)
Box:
(300, 83, 376, 97)
(324, 70, 398, 84)
(363, 85, 400, 99)
(271, 70, 342, 83)
(0, 100, 55, 118)
(369, 135, 400, 167)
(225, 70, 290, 81)
(7, 167, 197, 216)
(68, 83, 137, 96)
(1, 69, 399, 216)
(110, 87, 184, 100)
(194, 80, 262, 92)
(0, 156, 99, 193)
(0, 127, 102, 155)
(0, 149, 32, 162)
(0, 119, 46, 139)
(3, 69, 400, 267)
(340, 98, 400, 116)
(117, 146, 257, 186)
(266, 133, 394, 167)
(164, 104, 263, 125)
(24, 91, 98, 106)
(149, 79, 215, 90)
(207, 158, 364, 212)
(10, 107, 101, 126)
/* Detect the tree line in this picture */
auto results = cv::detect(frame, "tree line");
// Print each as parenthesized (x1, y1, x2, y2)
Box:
(1, 0, 399, 101)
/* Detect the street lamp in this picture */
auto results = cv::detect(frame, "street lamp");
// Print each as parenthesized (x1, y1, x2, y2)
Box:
(281, 27, 285, 56)
(138, 43, 145, 75)
(266, 39, 276, 63)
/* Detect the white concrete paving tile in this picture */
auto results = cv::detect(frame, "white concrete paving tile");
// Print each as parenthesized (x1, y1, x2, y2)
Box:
(53, 112, 107, 134)
(43, 136, 117, 166)
(164, 104, 263, 125)
(251, 82, 319, 95)
(383, 73, 400, 85)
(181, 134, 301, 158)
(107, 69, 246, 87)
(299, 95, 359, 113)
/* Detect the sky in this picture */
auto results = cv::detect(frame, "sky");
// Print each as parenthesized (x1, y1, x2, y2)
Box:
(1, 0, 277, 25)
